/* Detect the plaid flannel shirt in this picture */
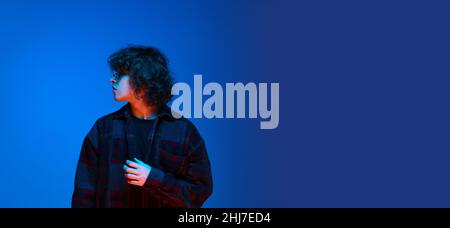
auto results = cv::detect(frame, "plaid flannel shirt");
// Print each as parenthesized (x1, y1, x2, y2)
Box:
(72, 104, 213, 208)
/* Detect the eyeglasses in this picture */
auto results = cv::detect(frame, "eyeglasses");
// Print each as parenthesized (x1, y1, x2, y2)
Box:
(111, 72, 126, 82)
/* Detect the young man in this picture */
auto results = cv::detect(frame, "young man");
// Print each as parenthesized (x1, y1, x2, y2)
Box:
(72, 45, 213, 208)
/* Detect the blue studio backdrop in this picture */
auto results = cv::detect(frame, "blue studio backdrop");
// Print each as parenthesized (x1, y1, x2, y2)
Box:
(0, 0, 450, 207)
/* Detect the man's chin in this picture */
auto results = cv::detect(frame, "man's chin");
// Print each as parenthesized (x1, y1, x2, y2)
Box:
(114, 96, 125, 102)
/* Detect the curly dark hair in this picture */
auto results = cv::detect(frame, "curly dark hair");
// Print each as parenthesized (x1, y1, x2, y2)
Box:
(108, 45, 173, 108)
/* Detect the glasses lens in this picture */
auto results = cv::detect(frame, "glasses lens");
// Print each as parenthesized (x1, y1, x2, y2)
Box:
(112, 72, 122, 81)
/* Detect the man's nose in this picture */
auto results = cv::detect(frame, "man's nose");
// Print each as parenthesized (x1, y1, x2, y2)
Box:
(110, 78, 117, 84)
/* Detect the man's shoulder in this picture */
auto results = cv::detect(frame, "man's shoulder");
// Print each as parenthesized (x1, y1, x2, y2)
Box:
(162, 116, 204, 143)
(161, 112, 199, 130)
(92, 106, 126, 127)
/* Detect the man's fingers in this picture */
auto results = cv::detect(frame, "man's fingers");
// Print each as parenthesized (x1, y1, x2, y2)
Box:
(126, 160, 141, 169)
(134, 158, 145, 165)
(123, 165, 140, 175)
(125, 173, 139, 180)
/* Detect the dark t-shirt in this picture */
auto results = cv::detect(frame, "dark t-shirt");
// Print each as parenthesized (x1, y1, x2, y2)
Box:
(130, 115, 155, 160)
(129, 115, 155, 207)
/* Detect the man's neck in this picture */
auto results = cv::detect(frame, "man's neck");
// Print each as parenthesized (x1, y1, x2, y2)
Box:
(129, 101, 157, 120)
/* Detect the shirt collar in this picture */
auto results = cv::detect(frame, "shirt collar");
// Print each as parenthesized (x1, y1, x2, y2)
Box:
(113, 103, 174, 120)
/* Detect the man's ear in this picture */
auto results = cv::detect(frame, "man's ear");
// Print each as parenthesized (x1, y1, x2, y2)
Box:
(133, 90, 144, 100)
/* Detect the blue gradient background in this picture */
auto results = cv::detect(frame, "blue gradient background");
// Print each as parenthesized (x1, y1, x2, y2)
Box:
(1, 0, 450, 207)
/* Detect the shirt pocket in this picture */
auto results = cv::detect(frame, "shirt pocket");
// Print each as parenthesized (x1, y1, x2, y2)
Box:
(158, 140, 188, 176)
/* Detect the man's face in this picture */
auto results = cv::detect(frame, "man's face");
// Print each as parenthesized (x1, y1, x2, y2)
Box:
(110, 74, 133, 102)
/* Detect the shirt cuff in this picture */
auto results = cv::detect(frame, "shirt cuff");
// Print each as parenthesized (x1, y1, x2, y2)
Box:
(144, 166, 164, 188)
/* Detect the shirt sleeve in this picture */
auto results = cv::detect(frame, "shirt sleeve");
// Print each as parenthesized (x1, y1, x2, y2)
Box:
(72, 123, 100, 208)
